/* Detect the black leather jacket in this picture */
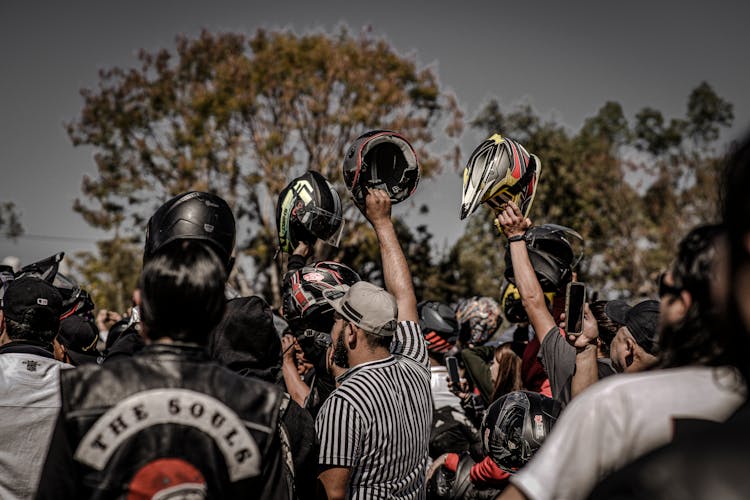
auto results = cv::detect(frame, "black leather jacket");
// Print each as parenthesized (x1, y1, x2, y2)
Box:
(36, 343, 294, 499)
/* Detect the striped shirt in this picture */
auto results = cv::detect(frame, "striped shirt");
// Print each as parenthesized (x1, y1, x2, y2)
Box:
(315, 320, 432, 499)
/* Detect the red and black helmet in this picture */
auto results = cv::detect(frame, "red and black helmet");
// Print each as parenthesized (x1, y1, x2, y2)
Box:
(342, 130, 420, 206)
(281, 261, 360, 334)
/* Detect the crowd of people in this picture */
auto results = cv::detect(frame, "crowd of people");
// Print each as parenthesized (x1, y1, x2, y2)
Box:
(1, 129, 749, 499)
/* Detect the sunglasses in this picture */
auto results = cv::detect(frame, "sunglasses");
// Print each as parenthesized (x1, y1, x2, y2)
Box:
(657, 272, 682, 298)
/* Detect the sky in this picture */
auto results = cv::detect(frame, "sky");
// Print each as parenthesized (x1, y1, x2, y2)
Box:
(1, 0, 749, 268)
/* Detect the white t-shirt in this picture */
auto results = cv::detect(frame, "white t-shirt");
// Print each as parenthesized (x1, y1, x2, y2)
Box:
(511, 366, 745, 500)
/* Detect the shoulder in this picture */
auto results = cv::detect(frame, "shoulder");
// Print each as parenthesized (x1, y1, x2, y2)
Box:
(396, 320, 421, 335)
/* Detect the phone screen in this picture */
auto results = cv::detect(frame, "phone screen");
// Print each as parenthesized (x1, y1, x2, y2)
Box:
(566, 282, 586, 335)
(446, 356, 460, 385)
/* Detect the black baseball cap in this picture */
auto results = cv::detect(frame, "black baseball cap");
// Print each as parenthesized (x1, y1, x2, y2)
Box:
(605, 299, 660, 355)
(2, 276, 63, 331)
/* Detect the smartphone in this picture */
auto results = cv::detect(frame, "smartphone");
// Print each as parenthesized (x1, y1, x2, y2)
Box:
(446, 356, 461, 386)
(565, 282, 586, 336)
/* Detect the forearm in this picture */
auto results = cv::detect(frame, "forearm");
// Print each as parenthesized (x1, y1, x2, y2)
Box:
(571, 344, 599, 398)
(374, 220, 417, 322)
(282, 360, 311, 407)
(509, 240, 554, 340)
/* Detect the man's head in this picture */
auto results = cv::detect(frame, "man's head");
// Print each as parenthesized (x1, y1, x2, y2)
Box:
(323, 281, 398, 368)
(656, 224, 730, 368)
(721, 135, 750, 379)
(144, 191, 236, 273)
(606, 299, 660, 373)
(139, 240, 227, 345)
(1, 276, 63, 345)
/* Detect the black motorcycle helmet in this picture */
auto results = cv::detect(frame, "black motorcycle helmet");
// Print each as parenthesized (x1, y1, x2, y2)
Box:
(342, 130, 420, 206)
(481, 390, 561, 473)
(418, 301, 459, 355)
(15, 252, 94, 320)
(144, 191, 236, 272)
(276, 171, 344, 254)
(504, 224, 583, 293)
(281, 261, 361, 334)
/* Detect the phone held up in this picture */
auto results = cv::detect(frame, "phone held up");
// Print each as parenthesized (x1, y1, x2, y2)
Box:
(565, 281, 586, 336)
(446, 356, 461, 386)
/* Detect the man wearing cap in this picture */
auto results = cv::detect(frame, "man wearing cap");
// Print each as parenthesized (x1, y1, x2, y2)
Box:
(604, 299, 659, 373)
(497, 223, 745, 500)
(315, 188, 432, 500)
(0, 276, 72, 499)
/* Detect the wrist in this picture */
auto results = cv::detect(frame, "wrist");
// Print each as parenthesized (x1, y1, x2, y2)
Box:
(575, 343, 598, 355)
(507, 233, 526, 243)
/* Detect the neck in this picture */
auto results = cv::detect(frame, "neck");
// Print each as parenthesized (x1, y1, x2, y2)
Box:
(348, 346, 390, 368)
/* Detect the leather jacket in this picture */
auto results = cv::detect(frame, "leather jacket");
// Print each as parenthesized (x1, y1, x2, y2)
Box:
(36, 343, 294, 499)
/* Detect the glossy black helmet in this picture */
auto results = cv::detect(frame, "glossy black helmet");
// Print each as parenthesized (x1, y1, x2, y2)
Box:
(144, 191, 236, 271)
(481, 390, 561, 473)
(418, 301, 459, 354)
(343, 130, 420, 206)
(504, 224, 583, 293)
(281, 261, 360, 334)
(276, 171, 344, 254)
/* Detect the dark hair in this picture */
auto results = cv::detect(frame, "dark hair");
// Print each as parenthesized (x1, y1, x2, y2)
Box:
(721, 134, 750, 380)
(490, 343, 522, 403)
(5, 316, 57, 344)
(589, 300, 619, 356)
(657, 224, 729, 368)
(139, 240, 227, 344)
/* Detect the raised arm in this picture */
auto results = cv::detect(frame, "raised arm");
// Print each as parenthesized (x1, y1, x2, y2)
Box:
(362, 188, 418, 323)
(496, 201, 556, 343)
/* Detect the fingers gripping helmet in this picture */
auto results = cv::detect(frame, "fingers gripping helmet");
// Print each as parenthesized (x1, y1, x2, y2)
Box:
(481, 390, 561, 473)
(277, 171, 344, 254)
(417, 301, 459, 355)
(145, 192, 236, 271)
(281, 261, 361, 334)
(343, 130, 420, 206)
(460, 133, 542, 220)
(504, 224, 583, 293)
(455, 296, 501, 346)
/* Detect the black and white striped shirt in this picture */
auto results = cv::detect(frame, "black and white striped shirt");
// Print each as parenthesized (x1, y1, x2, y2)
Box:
(315, 320, 432, 499)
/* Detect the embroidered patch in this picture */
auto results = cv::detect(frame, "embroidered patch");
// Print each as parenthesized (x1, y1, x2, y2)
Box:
(75, 389, 262, 481)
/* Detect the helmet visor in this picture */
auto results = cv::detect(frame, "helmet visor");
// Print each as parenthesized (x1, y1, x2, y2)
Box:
(299, 205, 345, 248)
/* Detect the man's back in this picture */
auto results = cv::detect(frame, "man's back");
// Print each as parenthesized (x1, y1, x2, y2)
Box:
(37, 344, 291, 500)
(0, 350, 70, 499)
(316, 320, 432, 499)
(510, 365, 745, 500)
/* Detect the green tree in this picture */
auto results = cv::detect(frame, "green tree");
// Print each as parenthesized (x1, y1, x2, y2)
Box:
(72, 236, 141, 313)
(463, 82, 732, 298)
(69, 28, 462, 306)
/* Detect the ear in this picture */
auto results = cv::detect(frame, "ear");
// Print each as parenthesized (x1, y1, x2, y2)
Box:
(677, 290, 692, 312)
(624, 336, 636, 366)
(345, 323, 359, 349)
